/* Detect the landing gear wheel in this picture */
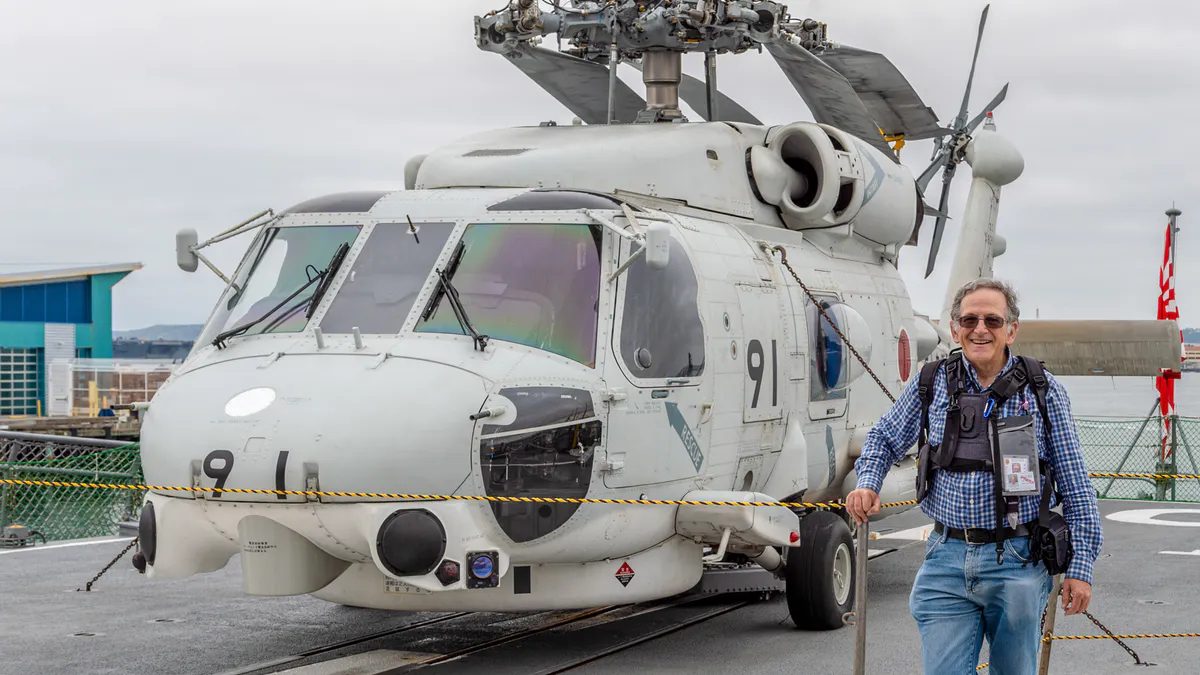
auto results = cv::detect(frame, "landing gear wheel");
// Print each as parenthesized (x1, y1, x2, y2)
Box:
(784, 510, 856, 630)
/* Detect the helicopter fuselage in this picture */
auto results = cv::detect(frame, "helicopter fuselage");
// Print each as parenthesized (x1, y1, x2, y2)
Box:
(140, 121, 924, 610)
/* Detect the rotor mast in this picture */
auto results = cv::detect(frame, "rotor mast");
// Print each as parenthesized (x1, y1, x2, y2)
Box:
(476, 0, 785, 123)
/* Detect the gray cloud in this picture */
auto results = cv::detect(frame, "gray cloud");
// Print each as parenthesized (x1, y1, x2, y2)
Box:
(2, 0, 1196, 329)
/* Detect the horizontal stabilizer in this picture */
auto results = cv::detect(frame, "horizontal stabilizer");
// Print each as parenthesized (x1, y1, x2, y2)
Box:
(1012, 320, 1182, 377)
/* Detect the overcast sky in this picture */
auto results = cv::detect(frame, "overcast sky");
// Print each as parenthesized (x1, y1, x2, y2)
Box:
(2, 0, 1197, 330)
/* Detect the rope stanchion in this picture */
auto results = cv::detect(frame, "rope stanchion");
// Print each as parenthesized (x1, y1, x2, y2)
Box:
(1037, 576, 1064, 674)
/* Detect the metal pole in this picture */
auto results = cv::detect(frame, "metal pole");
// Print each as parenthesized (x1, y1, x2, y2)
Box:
(1167, 207, 1181, 287)
(852, 519, 869, 675)
(0, 442, 14, 528)
(1177, 421, 1199, 476)
(1156, 412, 1169, 501)
(1163, 206, 1182, 501)
(1037, 576, 1064, 675)
(704, 50, 718, 121)
(1101, 398, 1160, 498)
(0, 430, 131, 449)
(607, 42, 619, 124)
(1171, 414, 1179, 500)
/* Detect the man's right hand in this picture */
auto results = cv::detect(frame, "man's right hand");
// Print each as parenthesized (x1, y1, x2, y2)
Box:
(846, 488, 881, 525)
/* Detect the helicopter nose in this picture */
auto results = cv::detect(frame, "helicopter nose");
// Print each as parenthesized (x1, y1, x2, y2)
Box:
(141, 354, 490, 499)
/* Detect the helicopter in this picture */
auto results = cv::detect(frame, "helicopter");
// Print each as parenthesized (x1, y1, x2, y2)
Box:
(137, 1, 1181, 631)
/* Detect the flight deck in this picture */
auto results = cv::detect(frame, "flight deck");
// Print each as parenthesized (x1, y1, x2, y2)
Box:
(2, 500, 1196, 675)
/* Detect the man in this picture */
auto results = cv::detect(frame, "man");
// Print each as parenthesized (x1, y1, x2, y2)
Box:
(847, 279, 1102, 674)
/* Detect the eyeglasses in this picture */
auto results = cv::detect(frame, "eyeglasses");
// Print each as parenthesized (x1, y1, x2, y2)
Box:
(956, 314, 1007, 329)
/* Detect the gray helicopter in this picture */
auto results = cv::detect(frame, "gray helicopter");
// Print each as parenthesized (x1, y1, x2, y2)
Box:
(141, 1, 1180, 630)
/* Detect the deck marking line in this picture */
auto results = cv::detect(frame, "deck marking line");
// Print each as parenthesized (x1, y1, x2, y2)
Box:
(873, 524, 934, 541)
(1107, 508, 1200, 527)
(0, 537, 133, 555)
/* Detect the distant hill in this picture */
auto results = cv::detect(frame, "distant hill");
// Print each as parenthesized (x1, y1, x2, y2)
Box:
(1185, 327, 1200, 344)
(114, 324, 203, 341)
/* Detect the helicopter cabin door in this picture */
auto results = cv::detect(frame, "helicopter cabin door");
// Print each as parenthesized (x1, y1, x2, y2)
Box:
(734, 282, 786, 490)
(602, 230, 709, 489)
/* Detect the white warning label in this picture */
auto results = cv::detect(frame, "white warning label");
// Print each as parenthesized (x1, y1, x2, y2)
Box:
(385, 578, 431, 594)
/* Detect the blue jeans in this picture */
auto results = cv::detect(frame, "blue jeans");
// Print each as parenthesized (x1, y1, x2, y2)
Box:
(910, 529, 1052, 674)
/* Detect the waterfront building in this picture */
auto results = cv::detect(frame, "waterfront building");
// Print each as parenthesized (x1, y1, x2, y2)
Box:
(0, 263, 141, 416)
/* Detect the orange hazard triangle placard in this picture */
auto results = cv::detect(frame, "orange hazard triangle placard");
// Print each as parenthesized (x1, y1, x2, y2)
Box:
(615, 561, 635, 587)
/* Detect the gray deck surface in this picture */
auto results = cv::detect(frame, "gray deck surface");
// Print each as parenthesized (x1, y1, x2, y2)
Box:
(1, 500, 1196, 674)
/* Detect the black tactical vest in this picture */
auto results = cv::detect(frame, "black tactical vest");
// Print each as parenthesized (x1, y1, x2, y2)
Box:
(930, 355, 1021, 473)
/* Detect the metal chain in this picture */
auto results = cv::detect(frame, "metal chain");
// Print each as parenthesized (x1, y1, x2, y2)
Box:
(767, 245, 897, 404)
(77, 537, 138, 592)
(1080, 609, 1148, 666)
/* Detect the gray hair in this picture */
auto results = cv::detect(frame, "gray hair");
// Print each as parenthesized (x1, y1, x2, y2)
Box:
(950, 278, 1020, 323)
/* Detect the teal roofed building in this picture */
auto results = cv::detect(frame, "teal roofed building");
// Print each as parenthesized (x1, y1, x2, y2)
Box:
(0, 263, 142, 416)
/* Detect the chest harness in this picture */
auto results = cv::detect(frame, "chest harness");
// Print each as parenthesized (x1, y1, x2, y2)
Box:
(914, 351, 1073, 573)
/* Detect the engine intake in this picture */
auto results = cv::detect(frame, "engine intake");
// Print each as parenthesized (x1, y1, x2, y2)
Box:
(748, 122, 919, 247)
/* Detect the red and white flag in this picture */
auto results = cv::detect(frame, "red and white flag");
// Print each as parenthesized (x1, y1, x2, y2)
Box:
(1156, 221, 1182, 461)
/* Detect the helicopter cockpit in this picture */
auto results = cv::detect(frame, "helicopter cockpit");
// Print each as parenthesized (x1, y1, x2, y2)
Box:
(190, 196, 606, 364)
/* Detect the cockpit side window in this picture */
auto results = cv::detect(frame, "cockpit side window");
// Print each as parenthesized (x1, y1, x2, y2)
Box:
(196, 224, 361, 346)
(320, 222, 453, 334)
(617, 235, 705, 380)
(415, 223, 602, 366)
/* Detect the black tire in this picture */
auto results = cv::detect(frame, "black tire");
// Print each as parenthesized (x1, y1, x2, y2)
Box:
(784, 510, 856, 630)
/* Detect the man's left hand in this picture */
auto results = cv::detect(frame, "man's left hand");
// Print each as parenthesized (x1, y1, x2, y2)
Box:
(1061, 578, 1092, 615)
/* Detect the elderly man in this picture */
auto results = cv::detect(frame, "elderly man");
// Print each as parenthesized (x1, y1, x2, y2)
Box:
(847, 279, 1102, 674)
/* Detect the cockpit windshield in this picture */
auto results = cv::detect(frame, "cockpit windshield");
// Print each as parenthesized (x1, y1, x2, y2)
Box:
(415, 223, 602, 366)
(197, 225, 361, 346)
(320, 222, 453, 334)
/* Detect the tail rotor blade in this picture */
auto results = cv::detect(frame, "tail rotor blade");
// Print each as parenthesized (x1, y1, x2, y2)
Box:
(924, 172, 955, 278)
(916, 147, 950, 192)
(954, 4, 990, 130)
(965, 83, 1009, 133)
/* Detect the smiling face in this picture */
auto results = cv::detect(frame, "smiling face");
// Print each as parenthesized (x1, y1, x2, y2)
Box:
(952, 288, 1018, 371)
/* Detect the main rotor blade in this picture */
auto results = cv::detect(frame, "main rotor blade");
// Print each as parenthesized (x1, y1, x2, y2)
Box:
(816, 44, 947, 140)
(964, 83, 1009, 133)
(677, 72, 762, 124)
(954, 4, 990, 130)
(924, 169, 955, 278)
(916, 146, 950, 192)
(765, 38, 895, 158)
(504, 45, 646, 124)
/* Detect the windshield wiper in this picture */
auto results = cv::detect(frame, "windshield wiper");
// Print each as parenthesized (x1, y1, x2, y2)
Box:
(305, 242, 350, 320)
(212, 242, 350, 350)
(421, 243, 488, 351)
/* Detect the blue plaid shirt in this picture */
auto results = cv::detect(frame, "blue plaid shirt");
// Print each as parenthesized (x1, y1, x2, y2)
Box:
(855, 352, 1103, 583)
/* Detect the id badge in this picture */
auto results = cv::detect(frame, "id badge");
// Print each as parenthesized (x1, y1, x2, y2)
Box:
(996, 415, 1041, 497)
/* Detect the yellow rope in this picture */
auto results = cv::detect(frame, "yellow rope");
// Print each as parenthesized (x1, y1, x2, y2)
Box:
(1044, 632, 1200, 641)
(0, 478, 909, 509)
(0, 472, 1196, 505)
(974, 631, 1200, 671)
(1088, 472, 1200, 480)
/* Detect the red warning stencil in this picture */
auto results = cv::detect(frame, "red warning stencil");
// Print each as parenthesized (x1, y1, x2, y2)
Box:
(615, 561, 635, 587)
